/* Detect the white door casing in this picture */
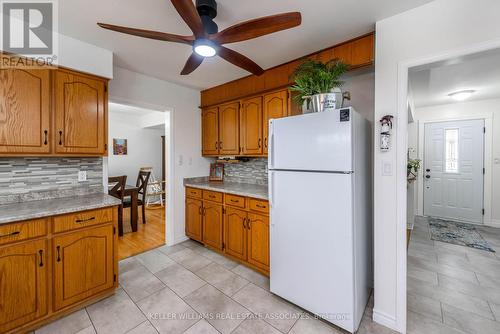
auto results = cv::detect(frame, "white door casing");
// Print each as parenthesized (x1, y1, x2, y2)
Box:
(424, 119, 484, 223)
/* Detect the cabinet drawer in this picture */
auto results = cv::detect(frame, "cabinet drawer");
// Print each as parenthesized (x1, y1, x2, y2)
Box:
(249, 199, 269, 214)
(225, 194, 246, 208)
(203, 190, 223, 203)
(186, 187, 202, 199)
(0, 219, 47, 246)
(53, 208, 114, 233)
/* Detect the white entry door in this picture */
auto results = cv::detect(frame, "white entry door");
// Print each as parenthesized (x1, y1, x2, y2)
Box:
(424, 119, 484, 223)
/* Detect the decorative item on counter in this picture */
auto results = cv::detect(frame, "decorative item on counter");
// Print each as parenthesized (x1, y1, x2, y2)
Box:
(113, 138, 128, 155)
(379, 115, 394, 152)
(209, 163, 224, 182)
(290, 58, 350, 113)
(407, 159, 421, 183)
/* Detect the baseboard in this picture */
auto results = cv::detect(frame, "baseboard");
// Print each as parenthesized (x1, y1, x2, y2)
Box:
(485, 219, 500, 228)
(172, 235, 189, 246)
(372, 309, 401, 333)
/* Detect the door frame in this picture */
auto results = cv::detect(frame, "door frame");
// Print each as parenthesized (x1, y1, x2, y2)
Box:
(417, 116, 491, 225)
(394, 38, 500, 333)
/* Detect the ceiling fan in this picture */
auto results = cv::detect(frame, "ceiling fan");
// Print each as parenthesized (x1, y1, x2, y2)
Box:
(97, 0, 301, 76)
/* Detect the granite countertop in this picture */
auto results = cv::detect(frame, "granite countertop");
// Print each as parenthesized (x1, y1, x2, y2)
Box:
(184, 178, 268, 200)
(0, 193, 122, 225)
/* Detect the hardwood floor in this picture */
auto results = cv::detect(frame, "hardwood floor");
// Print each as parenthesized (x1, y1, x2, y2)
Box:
(117, 207, 166, 260)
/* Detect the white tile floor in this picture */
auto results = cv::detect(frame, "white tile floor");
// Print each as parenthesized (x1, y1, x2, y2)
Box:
(33, 239, 395, 334)
(407, 216, 500, 334)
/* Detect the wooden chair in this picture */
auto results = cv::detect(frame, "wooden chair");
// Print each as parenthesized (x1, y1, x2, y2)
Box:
(108, 175, 127, 236)
(124, 170, 151, 224)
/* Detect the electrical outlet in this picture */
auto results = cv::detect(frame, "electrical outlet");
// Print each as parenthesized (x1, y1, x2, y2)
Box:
(78, 171, 87, 182)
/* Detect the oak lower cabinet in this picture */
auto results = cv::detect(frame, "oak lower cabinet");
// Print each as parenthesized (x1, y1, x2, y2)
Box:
(0, 206, 118, 333)
(0, 240, 48, 333)
(53, 225, 115, 310)
(186, 187, 269, 274)
(185, 198, 203, 242)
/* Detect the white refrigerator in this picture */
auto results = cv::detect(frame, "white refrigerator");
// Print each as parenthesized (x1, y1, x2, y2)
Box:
(268, 107, 372, 333)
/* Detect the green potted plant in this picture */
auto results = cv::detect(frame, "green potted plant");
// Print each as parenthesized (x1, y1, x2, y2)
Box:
(290, 58, 350, 112)
(407, 159, 421, 183)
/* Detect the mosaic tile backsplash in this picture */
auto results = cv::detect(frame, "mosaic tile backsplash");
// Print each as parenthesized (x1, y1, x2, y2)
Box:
(222, 158, 268, 185)
(0, 157, 104, 205)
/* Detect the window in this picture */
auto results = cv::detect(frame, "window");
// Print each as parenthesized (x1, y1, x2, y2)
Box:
(445, 129, 459, 173)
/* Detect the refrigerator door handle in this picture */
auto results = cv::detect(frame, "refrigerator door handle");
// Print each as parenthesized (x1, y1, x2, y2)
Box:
(269, 121, 275, 169)
(269, 171, 275, 209)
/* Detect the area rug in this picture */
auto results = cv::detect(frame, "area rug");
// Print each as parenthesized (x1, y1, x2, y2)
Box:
(429, 218, 495, 252)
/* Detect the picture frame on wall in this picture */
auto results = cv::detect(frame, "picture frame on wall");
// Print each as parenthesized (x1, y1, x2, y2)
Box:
(113, 138, 128, 155)
(209, 163, 224, 182)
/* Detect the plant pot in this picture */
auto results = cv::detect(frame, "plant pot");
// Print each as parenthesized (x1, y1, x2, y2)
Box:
(310, 90, 343, 113)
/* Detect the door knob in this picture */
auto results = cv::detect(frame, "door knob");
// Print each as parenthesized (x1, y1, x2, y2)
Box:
(425, 175, 431, 179)
(426, 169, 430, 172)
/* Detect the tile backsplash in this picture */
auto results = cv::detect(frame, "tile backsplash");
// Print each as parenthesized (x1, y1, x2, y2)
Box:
(222, 158, 268, 185)
(0, 157, 104, 205)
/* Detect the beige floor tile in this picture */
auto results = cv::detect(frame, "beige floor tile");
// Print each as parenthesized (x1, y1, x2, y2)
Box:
(180, 239, 204, 249)
(407, 310, 466, 334)
(86, 289, 146, 334)
(169, 248, 197, 262)
(195, 247, 240, 270)
(134, 249, 176, 273)
(119, 263, 166, 302)
(126, 321, 158, 334)
(289, 316, 343, 334)
(173, 250, 213, 272)
(438, 274, 500, 305)
(407, 267, 438, 285)
(232, 318, 282, 334)
(183, 319, 219, 334)
(184, 285, 251, 334)
(476, 272, 500, 288)
(489, 302, 500, 321)
(357, 314, 399, 334)
(35, 309, 92, 334)
(156, 244, 186, 256)
(76, 326, 96, 334)
(232, 283, 302, 333)
(408, 255, 478, 283)
(407, 293, 442, 322)
(136, 287, 200, 334)
(155, 263, 206, 297)
(196, 263, 249, 296)
(232, 264, 270, 290)
(442, 303, 500, 334)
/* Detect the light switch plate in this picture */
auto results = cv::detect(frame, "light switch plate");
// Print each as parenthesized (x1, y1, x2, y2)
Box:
(78, 171, 87, 182)
(382, 161, 393, 176)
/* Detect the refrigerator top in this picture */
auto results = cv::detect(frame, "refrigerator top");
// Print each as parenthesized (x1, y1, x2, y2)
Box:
(269, 108, 355, 173)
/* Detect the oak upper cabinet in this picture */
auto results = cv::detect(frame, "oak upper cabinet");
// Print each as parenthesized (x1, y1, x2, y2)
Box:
(202, 107, 219, 156)
(240, 96, 263, 155)
(185, 198, 203, 242)
(0, 68, 51, 154)
(53, 225, 114, 310)
(263, 90, 288, 154)
(247, 213, 270, 272)
(202, 202, 223, 251)
(218, 102, 240, 155)
(0, 240, 48, 333)
(224, 207, 247, 261)
(54, 70, 107, 155)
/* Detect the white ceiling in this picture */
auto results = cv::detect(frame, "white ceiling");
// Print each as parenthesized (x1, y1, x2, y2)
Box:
(108, 102, 161, 116)
(409, 48, 500, 108)
(59, 0, 433, 90)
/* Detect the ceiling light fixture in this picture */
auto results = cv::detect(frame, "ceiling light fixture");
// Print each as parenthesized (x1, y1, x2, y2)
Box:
(193, 39, 217, 57)
(448, 90, 475, 101)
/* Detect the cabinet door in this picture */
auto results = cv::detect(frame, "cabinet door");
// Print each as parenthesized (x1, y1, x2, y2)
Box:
(186, 198, 203, 242)
(219, 102, 240, 155)
(263, 90, 288, 154)
(202, 202, 223, 251)
(224, 207, 247, 261)
(202, 107, 219, 155)
(0, 68, 50, 154)
(247, 213, 270, 272)
(0, 240, 48, 333)
(240, 97, 263, 155)
(54, 70, 107, 155)
(53, 225, 114, 310)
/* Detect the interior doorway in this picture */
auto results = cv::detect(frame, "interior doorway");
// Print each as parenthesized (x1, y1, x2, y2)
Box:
(423, 119, 485, 223)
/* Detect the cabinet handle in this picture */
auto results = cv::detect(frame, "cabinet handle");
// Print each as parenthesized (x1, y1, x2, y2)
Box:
(39, 250, 44, 267)
(256, 204, 267, 209)
(198, 206, 202, 215)
(44, 130, 48, 145)
(75, 217, 96, 224)
(0, 231, 20, 238)
(215, 142, 218, 149)
(264, 137, 268, 148)
(258, 138, 262, 148)
(219, 141, 223, 149)
(58, 131, 63, 145)
(56, 246, 61, 262)
(203, 208, 206, 216)
(230, 199, 239, 203)
(244, 218, 249, 229)
(248, 219, 252, 229)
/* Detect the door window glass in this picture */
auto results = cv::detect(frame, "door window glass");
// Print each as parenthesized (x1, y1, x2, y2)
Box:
(445, 128, 459, 173)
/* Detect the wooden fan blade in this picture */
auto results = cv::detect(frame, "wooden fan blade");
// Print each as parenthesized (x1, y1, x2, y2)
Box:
(211, 12, 301, 45)
(171, 0, 205, 38)
(97, 23, 194, 45)
(217, 46, 264, 76)
(181, 53, 204, 75)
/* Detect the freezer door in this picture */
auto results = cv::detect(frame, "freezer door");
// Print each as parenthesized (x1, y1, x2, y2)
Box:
(269, 110, 352, 172)
(269, 170, 355, 332)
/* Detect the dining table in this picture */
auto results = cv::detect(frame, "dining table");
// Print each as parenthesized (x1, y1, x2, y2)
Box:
(108, 182, 140, 234)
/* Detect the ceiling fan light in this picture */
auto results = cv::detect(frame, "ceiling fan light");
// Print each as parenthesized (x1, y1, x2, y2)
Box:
(194, 39, 217, 57)
(448, 90, 475, 101)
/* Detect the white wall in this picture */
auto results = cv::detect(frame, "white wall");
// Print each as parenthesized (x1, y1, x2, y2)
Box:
(108, 66, 210, 245)
(374, 0, 500, 332)
(343, 70, 375, 122)
(107, 110, 164, 183)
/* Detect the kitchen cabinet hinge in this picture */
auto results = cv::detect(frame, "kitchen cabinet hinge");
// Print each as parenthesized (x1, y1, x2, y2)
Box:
(482, 209, 485, 215)
(483, 168, 486, 175)
(113, 274, 116, 282)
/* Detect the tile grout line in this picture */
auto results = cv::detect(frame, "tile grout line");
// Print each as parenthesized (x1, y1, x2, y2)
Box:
(84, 307, 98, 334)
